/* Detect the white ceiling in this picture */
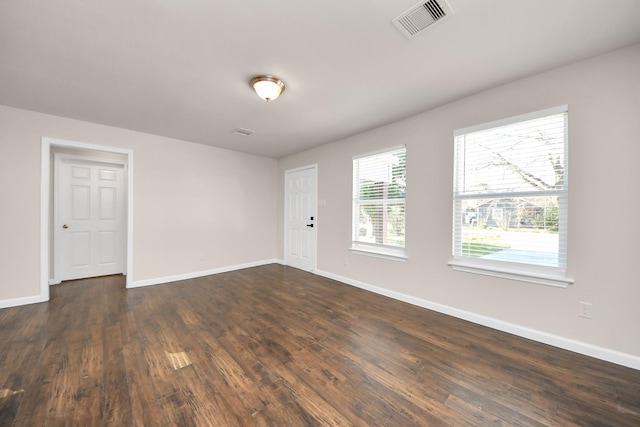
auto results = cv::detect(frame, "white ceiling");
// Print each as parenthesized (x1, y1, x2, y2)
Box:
(1, 0, 640, 158)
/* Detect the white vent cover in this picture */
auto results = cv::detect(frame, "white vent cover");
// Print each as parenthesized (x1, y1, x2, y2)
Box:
(232, 127, 254, 136)
(392, 0, 454, 39)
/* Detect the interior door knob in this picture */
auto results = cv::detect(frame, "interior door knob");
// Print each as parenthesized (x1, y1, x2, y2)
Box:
(62, 224, 69, 229)
(306, 224, 314, 228)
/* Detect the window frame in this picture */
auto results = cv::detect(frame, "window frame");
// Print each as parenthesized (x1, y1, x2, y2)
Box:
(449, 105, 573, 287)
(351, 145, 407, 261)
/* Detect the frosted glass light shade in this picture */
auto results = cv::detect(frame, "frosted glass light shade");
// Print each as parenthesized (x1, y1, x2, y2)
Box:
(250, 76, 285, 102)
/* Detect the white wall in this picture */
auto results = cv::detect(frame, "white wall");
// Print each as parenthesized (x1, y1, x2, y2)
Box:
(278, 44, 640, 364)
(0, 105, 279, 302)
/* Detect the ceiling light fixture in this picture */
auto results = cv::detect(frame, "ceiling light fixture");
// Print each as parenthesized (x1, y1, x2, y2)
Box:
(250, 75, 285, 102)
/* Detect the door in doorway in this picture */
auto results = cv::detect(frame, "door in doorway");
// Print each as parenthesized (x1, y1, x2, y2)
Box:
(56, 156, 126, 281)
(284, 166, 317, 272)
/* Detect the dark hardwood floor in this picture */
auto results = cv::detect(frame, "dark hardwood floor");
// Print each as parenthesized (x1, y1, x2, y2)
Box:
(0, 264, 639, 426)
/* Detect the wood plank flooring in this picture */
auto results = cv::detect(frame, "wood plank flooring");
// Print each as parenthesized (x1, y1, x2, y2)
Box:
(1, 264, 639, 426)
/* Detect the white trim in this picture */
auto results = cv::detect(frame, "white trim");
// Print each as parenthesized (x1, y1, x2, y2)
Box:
(349, 245, 407, 262)
(40, 141, 51, 302)
(448, 258, 573, 288)
(314, 269, 640, 370)
(454, 104, 568, 136)
(0, 294, 46, 309)
(126, 157, 134, 288)
(129, 259, 282, 288)
(41, 137, 134, 303)
(284, 164, 318, 174)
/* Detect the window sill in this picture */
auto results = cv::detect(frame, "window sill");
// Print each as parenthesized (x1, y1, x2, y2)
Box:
(350, 245, 407, 262)
(448, 258, 573, 288)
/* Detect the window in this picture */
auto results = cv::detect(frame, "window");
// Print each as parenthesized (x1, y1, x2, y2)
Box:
(451, 106, 572, 287)
(352, 146, 407, 260)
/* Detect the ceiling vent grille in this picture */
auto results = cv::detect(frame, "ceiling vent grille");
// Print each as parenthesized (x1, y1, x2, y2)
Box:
(232, 127, 254, 136)
(392, 0, 454, 39)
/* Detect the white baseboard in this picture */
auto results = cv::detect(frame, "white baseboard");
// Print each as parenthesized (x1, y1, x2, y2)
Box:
(0, 294, 48, 309)
(128, 259, 284, 289)
(315, 269, 640, 371)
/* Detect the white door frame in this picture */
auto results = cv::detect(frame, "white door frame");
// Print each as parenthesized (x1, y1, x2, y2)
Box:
(284, 164, 318, 272)
(40, 137, 134, 302)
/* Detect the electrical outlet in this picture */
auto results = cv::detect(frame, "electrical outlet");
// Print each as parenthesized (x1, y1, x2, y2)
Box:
(578, 301, 593, 319)
(344, 256, 349, 266)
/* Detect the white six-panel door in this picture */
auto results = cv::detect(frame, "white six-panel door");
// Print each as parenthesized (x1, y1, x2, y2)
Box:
(56, 156, 125, 281)
(285, 166, 317, 272)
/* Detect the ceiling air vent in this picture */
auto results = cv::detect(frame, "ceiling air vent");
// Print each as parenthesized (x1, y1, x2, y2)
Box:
(392, 0, 454, 39)
(232, 127, 254, 136)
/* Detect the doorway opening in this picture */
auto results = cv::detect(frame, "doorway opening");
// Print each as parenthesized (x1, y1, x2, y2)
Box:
(40, 137, 134, 302)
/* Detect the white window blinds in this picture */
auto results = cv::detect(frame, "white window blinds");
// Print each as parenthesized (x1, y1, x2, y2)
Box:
(352, 146, 406, 257)
(452, 106, 568, 272)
